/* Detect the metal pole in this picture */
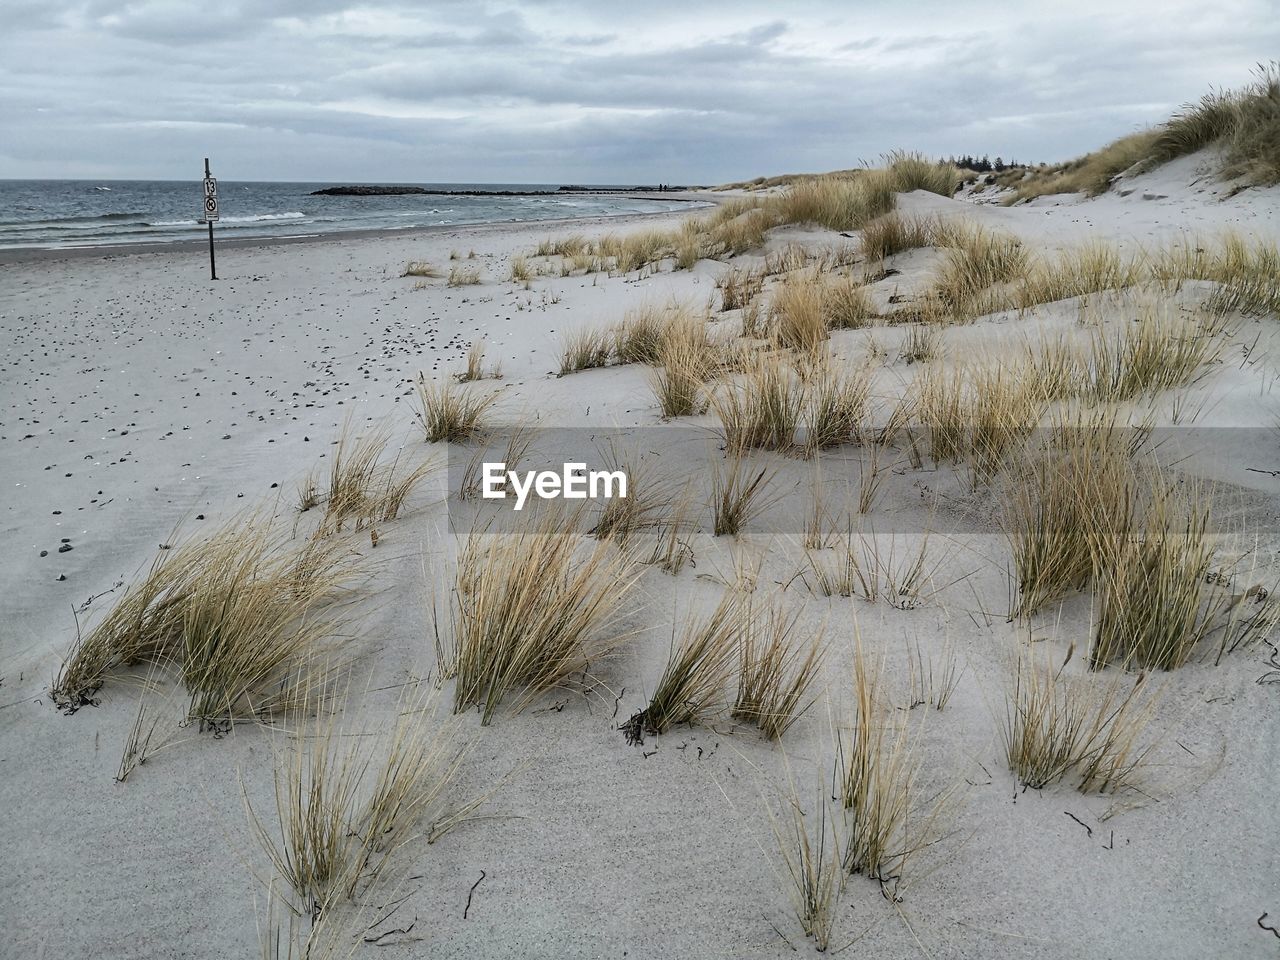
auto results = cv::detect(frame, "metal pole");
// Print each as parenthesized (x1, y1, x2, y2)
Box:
(205, 157, 217, 281)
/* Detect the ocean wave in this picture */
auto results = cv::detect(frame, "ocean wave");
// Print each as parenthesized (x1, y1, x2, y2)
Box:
(0, 211, 149, 228)
(150, 211, 307, 227)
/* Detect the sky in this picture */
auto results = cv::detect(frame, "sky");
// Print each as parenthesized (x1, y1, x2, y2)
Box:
(1, 0, 1278, 184)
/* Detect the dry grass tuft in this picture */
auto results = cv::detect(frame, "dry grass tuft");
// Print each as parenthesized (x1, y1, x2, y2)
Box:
(1089, 303, 1226, 402)
(770, 274, 829, 352)
(885, 150, 960, 196)
(714, 352, 806, 453)
(912, 362, 1045, 482)
(448, 506, 638, 723)
(1002, 644, 1161, 793)
(1017, 242, 1146, 308)
(402, 260, 442, 278)
(820, 274, 878, 329)
(771, 172, 896, 231)
(412, 376, 497, 443)
(1089, 483, 1216, 670)
(315, 425, 432, 536)
(807, 530, 942, 610)
(649, 320, 714, 417)
(623, 592, 741, 741)
(718, 266, 765, 312)
(711, 451, 773, 537)
(456, 339, 499, 383)
(1003, 130, 1161, 202)
(733, 594, 825, 739)
(446, 264, 482, 287)
(839, 638, 932, 880)
(1151, 232, 1280, 317)
(53, 518, 359, 724)
(535, 235, 589, 258)
(1003, 413, 1137, 618)
(508, 256, 533, 282)
(859, 211, 942, 260)
(933, 225, 1029, 317)
(558, 327, 613, 374)
(804, 355, 871, 451)
(771, 774, 843, 951)
(244, 691, 467, 920)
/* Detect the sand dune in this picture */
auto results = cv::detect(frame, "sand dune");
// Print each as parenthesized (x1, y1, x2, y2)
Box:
(2, 150, 1279, 959)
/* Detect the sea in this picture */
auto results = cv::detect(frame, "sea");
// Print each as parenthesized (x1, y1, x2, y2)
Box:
(0, 180, 704, 251)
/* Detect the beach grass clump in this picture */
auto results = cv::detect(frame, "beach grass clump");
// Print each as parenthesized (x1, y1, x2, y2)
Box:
(964, 363, 1047, 484)
(402, 260, 442, 278)
(714, 352, 806, 453)
(179, 529, 356, 726)
(1089, 303, 1225, 402)
(711, 451, 773, 537)
(535, 234, 589, 258)
(1002, 644, 1161, 793)
(820, 274, 878, 329)
(838, 639, 926, 880)
(885, 149, 960, 196)
(1088, 483, 1217, 671)
(558, 327, 613, 374)
(1151, 232, 1280, 316)
(588, 455, 667, 547)
(772, 779, 842, 951)
(806, 530, 939, 609)
(708, 206, 774, 256)
(612, 303, 681, 365)
(456, 338, 499, 383)
(244, 694, 467, 920)
(1017, 242, 1146, 308)
(771, 172, 896, 231)
(449, 506, 637, 724)
(52, 540, 206, 711)
(598, 229, 676, 273)
(412, 376, 497, 443)
(933, 225, 1029, 317)
(1003, 412, 1138, 618)
(733, 594, 825, 740)
(317, 425, 432, 535)
(649, 320, 714, 417)
(1150, 62, 1280, 184)
(804, 356, 871, 451)
(911, 361, 1044, 478)
(52, 518, 358, 721)
(898, 324, 941, 364)
(622, 592, 742, 741)
(509, 256, 533, 282)
(447, 264, 483, 287)
(770, 274, 829, 352)
(718, 266, 765, 312)
(858, 211, 941, 260)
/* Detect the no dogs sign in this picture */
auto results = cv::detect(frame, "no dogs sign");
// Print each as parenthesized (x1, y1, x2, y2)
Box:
(203, 176, 219, 221)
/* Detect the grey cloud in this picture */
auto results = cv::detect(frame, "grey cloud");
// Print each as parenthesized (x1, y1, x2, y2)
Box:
(1, 1, 1278, 181)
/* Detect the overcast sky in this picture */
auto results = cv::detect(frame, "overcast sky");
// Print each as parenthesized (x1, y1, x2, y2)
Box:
(2, 0, 1277, 184)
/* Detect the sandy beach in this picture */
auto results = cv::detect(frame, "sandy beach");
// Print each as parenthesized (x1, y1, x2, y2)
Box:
(3, 138, 1280, 960)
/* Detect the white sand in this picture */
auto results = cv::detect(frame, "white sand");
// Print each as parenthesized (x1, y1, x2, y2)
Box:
(3, 162, 1280, 958)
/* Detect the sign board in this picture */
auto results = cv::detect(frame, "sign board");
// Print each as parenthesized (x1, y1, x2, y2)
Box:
(203, 177, 219, 221)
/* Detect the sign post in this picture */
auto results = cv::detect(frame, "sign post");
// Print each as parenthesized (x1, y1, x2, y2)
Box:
(202, 158, 218, 280)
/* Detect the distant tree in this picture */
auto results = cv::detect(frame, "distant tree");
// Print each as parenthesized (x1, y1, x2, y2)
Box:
(993, 156, 1005, 172)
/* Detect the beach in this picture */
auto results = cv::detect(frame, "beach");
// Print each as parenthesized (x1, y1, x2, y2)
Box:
(3, 150, 1280, 960)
